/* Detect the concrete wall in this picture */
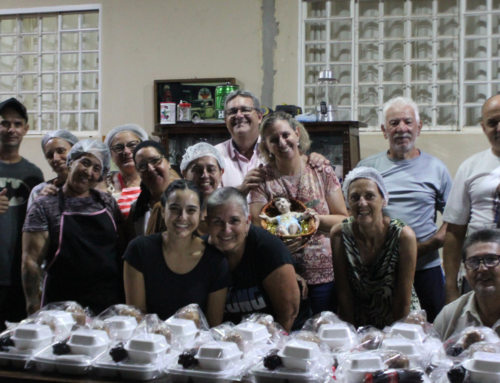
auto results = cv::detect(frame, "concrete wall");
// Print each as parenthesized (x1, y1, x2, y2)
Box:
(1, 0, 491, 180)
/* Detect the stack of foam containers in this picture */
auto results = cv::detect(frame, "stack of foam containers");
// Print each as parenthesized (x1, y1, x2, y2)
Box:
(0, 310, 75, 369)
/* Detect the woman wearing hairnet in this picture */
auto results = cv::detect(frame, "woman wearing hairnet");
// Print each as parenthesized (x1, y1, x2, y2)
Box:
(27, 130, 79, 208)
(22, 139, 125, 315)
(104, 124, 149, 218)
(330, 167, 420, 329)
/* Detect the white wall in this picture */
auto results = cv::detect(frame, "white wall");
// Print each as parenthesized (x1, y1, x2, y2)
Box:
(0, 0, 490, 180)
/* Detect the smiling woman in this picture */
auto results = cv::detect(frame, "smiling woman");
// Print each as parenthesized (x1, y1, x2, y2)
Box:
(330, 166, 420, 329)
(22, 139, 125, 316)
(123, 179, 230, 325)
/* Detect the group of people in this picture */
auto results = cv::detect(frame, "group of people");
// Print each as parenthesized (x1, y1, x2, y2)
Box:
(1, 90, 500, 341)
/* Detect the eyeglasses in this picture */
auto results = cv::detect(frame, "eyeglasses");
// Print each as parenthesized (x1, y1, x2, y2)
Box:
(136, 155, 165, 172)
(110, 140, 140, 154)
(463, 254, 500, 270)
(224, 107, 259, 118)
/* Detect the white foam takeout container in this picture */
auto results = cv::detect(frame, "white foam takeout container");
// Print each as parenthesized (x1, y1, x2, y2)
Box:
(389, 323, 426, 344)
(250, 361, 319, 383)
(103, 315, 138, 341)
(0, 347, 38, 369)
(345, 352, 385, 382)
(33, 348, 93, 375)
(277, 340, 321, 372)
(195, 341, 243, 371)
(124, 333, 169, 364)
(464, 352, 500, 383)
(11, 324, 53, 351)
(234, 323, 271, 343)
(166, 318, 198, 346)
(67, 329, 111, 358)
(381, 338, 422, 364)
(95, 352, 177, 381)
(168, 363, 237, 383)
(318, 323, 357, 351)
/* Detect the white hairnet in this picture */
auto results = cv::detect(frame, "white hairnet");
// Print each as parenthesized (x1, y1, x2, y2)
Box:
(67, 139, 111, 180)
(41, 130, 79, 151)
(342, 166, 389, 207)
(104, 123, 149, 147)
(180, 142, 226, 173)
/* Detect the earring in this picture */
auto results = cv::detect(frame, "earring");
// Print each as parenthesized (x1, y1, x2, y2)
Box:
(269, 153, 273, 157)
(297, 142, 300, 148)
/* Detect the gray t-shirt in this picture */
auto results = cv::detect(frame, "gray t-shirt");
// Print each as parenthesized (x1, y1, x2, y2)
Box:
(23, 190, 123, 265)
(358, 150, 452, 270)
(0, 158, 44, 286)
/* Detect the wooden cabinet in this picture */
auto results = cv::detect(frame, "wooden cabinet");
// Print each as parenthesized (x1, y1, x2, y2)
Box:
(153, 121, 365, 181)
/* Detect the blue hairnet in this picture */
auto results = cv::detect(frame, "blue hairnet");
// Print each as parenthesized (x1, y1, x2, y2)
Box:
(41, 130, 79, 151)
(342, 166, 389, 207)
(67, 139, 111, 180)
(104, 124, 149, 147)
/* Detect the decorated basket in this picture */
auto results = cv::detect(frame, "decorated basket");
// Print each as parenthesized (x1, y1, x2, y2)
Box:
(260, 198, 316, 244)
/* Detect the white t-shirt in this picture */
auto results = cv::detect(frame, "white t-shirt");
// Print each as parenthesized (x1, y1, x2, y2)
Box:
(443, 148, 500, 235)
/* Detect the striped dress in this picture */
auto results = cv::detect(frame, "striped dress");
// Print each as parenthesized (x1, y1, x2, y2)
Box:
(341, 217, 420, 329)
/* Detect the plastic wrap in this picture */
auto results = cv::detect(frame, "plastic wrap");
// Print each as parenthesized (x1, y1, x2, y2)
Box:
(27, 327, 111, 375)
(337, 349, 425, 383)
(172, 303, 210, 331)
(87, 304, 142, 343)
(443, 326, 500, 358)
(93, 313, 177, 380)
(210, 321, 275, 355)
(241, 313, 289, 346)
(357, 327, 385, 351)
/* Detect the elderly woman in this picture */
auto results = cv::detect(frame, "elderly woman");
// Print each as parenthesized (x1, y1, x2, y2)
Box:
(330, 167, 420, 329)
(22, 139, 124, 315)
(128, 140, 172, 238)
(180, 142, 225, 235)
(124, 179, 230, 325)
(249, 111, 348, 315)
(104, 124, 149, 218)
(28, 130, 79, 208)
(205, 187, 305, 332)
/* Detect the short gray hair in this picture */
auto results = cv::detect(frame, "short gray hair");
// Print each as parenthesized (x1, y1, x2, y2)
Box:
(206, 187, 249, 217)
(382, 97, 420, 125)
(462, 229, 500, 263)
(224, 89, 261, 111)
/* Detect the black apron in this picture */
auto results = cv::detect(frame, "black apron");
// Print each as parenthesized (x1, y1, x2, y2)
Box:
(41, 190, 123, 314)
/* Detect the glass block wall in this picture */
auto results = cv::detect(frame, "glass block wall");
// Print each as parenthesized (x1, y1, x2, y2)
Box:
(300, 0, 500, 130)
(0, 11, 100, 133)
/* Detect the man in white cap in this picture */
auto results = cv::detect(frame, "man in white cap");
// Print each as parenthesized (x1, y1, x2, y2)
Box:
(357, 97, 452, 322)
(0, 98, 44, 330)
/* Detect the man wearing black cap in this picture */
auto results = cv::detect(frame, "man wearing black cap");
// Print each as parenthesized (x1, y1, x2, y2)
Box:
(0, 98, 44, 330)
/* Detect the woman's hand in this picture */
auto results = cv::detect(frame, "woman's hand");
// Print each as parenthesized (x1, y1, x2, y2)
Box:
(284, 237, 307, 253)
(295, 273, 308, 299)
(304, 208, 320, 232)
(39, 184, 59, 197)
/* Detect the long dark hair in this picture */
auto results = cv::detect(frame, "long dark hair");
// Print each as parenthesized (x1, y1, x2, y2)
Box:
(160, 179, 203, 209)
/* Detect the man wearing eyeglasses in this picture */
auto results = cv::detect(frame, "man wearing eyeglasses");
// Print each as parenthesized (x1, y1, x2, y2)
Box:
(435, 229, 500, 340)
(0, 98, 44, 331)
(216, 90, 328, 196)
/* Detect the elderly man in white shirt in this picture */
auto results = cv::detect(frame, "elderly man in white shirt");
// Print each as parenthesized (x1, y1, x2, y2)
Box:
(434, 229, 500, 340)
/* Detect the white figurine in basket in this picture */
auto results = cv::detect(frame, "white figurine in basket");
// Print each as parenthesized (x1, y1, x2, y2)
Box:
(259, 198, 313, 236)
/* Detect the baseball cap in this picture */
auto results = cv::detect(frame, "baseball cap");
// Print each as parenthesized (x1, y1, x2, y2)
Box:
(0, 98, 28, 122)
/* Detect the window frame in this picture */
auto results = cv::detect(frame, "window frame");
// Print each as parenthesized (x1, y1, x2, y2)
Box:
(0, 4, 101, 135)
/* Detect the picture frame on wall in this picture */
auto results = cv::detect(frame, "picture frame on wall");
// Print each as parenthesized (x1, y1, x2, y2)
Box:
(153, 78, 236, 124)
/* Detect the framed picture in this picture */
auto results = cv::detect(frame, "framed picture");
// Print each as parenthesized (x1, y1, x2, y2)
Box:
(154, 78, 236, 124)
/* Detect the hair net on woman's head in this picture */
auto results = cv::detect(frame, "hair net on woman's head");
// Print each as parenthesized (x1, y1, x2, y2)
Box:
(41, 130, 79, 151)
(342, 166, 389, 207)
(104, 123, 149, 147)
(180, 142, 225, 173)
(132, 140, 166, 163)
(66, 139, 111, 180)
